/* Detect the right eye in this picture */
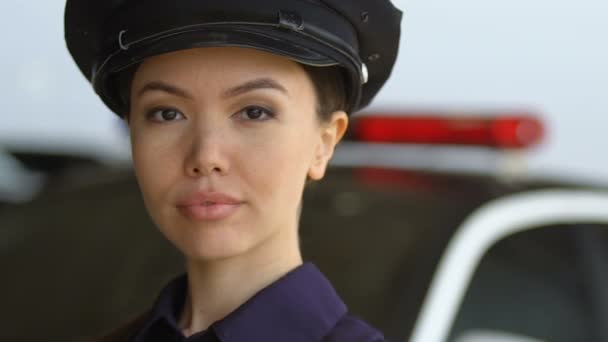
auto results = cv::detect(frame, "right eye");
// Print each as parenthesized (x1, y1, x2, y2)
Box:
(146, 108, 185, 122)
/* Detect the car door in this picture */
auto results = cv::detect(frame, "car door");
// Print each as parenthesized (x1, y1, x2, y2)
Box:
(411, 190, 608, 342)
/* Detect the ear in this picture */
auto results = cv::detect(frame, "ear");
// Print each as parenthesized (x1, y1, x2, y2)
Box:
(308, 111, 349, 180)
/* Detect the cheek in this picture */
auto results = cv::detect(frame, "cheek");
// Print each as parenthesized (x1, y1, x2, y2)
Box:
(130, 129, 182, 211)
(243, 127, 315, 210)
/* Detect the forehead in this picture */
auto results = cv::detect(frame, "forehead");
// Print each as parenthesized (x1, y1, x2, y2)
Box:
(131, 47, 310, 91)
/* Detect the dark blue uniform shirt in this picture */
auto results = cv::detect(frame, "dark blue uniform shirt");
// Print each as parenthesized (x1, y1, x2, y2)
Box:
(133, 263, 384, 342)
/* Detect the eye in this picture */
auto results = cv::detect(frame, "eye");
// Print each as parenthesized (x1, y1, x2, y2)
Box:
(235, 106, 275, 121)
(146, 108, 185, 122)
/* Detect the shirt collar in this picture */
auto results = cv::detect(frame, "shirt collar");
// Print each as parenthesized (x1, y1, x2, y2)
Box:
(133, 273, 188, 341)
(214, 262, 347, 342)
(134, 262, 347, 342)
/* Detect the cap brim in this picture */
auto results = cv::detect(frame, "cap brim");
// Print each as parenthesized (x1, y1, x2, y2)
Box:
(96, 26, 362, 115)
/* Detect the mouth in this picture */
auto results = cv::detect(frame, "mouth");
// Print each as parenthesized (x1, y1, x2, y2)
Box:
(177, 202, 242, 221)
(176, 192, 244, 221)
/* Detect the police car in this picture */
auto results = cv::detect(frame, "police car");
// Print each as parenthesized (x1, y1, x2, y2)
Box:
(3, 0, 608, 340)
(2, 111, 608, 342)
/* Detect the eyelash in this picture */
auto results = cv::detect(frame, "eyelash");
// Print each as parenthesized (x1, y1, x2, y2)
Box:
(144, 105, 276, 123)
(234, 105, 276, 121)
(145, 107, 185, 122)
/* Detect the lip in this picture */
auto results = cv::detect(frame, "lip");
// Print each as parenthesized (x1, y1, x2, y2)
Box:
(176, 191, 244, 221)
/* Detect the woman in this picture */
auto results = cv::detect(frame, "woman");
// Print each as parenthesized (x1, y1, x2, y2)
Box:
(64, 1, 402, 341)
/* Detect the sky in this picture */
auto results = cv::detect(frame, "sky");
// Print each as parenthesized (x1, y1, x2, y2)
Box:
(1, 0, 607, 183)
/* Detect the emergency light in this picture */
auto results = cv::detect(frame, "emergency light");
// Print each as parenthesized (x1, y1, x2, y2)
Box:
(351, 113, 544, 149)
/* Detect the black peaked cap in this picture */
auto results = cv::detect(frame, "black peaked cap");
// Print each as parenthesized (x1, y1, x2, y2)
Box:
(65, 0, 402, 116)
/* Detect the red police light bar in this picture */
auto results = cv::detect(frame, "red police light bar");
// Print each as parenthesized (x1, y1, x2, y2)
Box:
(351, 114, 544, 149)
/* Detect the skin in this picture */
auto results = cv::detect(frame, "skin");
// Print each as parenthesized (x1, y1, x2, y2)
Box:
(127, 47, 348, 335)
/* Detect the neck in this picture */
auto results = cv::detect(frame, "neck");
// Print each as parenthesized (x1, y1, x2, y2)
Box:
(178, 226, 302, 336)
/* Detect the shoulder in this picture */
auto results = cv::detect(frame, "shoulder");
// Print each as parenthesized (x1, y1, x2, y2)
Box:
(322, 313, 385, 342)
(94, 310, 152, 342)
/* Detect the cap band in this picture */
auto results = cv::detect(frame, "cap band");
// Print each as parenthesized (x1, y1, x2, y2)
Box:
(90, 0, 364, 114)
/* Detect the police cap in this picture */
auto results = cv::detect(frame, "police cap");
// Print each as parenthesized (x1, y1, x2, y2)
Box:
(64, 0, 402, 116)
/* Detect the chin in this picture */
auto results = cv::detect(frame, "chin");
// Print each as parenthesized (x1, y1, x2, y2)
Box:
(180, 238, 251, 261)
(159, 219, 257, 262)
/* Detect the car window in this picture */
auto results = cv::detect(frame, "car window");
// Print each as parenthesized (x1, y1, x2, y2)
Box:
(449, 224, 608, 342)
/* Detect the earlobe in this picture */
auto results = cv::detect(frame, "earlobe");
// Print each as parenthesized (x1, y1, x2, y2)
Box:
(307, 111, 349, 181)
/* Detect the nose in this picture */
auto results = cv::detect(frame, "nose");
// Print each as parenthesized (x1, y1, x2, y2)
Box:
(183, 125, 230, 178)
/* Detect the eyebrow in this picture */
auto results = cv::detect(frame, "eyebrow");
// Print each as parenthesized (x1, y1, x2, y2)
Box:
(223, 78, 289, 98)
(137, 81, 194, 100)
(136, 77, 289, 101)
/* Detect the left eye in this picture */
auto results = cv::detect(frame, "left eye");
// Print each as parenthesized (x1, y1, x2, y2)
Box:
(236, 106, 275, 121)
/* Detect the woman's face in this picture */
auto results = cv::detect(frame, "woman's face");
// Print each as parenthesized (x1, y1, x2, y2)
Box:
(128, 47, 347, 261)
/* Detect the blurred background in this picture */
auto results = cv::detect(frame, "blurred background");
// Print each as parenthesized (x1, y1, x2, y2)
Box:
(2, 0, 607, 185)
(1, 1, 608, 341)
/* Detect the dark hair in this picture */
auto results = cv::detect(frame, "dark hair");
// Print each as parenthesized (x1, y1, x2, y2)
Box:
(118, 62, 348, 122)
(300, 64, 349, 122)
